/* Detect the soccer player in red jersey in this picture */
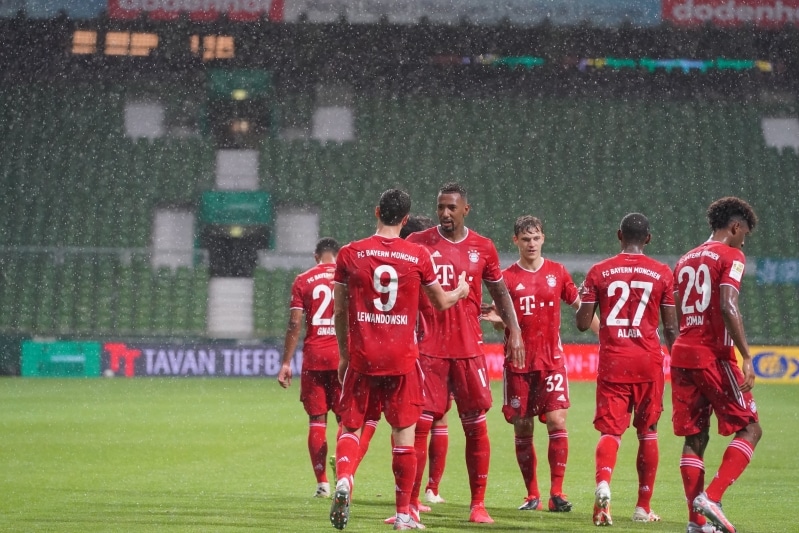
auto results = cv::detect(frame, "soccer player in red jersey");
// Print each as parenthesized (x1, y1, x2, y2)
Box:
(329, 189, 469, 531)
(576, 213, 678, 527)
(406, 183, 524, 524)
(402, 215, 451, 507)
(278, 237, 342, 499)
(671, 197, 761, 533)
(483, 215, 599, 513)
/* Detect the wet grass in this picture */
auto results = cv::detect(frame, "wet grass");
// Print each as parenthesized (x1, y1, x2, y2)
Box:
(0, 378, 796, 532)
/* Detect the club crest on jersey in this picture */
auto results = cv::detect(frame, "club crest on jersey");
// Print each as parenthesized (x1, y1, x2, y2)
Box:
(749, 399, 757, 414)
(468, 250, 480, 263)
(546, 274, 557, 288)
(510, 396, 521, 409)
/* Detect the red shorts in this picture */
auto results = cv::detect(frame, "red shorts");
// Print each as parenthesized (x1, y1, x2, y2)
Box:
(338, 363, 424, 429)
(502, 366, 570, 423)
(300, 369, 341, 417)
(420, 354, 493, 418)
(671, 360, 759, 437)
(594, 377, 664, 435)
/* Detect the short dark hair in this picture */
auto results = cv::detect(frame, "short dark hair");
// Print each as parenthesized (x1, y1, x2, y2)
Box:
(438, 182, 468, 201)
(315, 237, 340, 256)
(400, 214, 434, 239)
(707, 197, 758, 232)
(378, 189, 412, 225)
(514, 215, 544, 236)
(619, 213, 650, 243)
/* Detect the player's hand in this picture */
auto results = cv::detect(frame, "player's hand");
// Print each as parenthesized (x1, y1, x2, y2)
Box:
(338, 357, 349, 385)
(506, 329, 525, 369)
(277, 363, 292, 388)
(457, 271, 469, 299)
(739, 357, 756, 393)
(480, 303, 503, 324)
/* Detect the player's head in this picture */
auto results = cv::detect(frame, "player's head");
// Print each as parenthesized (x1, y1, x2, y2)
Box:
(400, 214, 434, 239)
(514, 215, 544, 237)
(512, 215, 545, 263)
(314, 237, 340, 263)
(707, 197, 757, 249)
(377, 188, 412, 226)
(618, 213, 651, 246)
(437, 182, 470, 236)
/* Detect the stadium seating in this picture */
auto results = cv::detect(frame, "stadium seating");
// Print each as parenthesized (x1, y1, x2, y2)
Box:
(1, 85, 798, 341)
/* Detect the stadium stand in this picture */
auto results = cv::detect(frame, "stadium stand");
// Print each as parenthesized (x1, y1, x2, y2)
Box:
(1, 81, 798, 341)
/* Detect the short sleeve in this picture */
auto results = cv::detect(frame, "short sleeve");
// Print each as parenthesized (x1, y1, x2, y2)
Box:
(482, 241, 503, 283)
(580, 267, 600, 304)
(289, 275, 304, 309)
(333, 245, 351, 285)
(560, 266, 579, 305)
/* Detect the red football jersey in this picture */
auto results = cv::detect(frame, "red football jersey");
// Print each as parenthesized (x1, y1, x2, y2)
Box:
(671, 241, 746, 369)
(289, 263, 338, 371)
(407, 226, 503, 359)
(502, 259, 578, 373)
(334, 234, 438, 376)
(581, 253, 675, 383)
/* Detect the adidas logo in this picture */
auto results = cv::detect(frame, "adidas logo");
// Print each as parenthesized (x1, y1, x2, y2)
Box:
(431, 251, 442, 258)
(515, 283, 525, 290)
(557, 394, 566, 401)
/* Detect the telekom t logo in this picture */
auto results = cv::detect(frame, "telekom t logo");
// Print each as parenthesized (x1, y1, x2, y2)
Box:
(434, 264, 456, 287)
(105, 343, 142, 377)
(518, 295, 536, 315)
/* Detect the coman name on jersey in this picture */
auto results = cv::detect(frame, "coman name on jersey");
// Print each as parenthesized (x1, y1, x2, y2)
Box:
(356, 312, 409, 325)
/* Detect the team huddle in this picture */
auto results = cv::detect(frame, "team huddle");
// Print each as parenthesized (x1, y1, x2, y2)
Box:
(277, 184, 760, 533)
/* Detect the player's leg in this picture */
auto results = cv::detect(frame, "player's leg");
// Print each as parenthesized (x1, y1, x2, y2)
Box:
(593, 380, 628, 526)
(386, 367, 427, 530)
(504, 370, 540, 510)
(631, 379, 663, 522)
(513, 416, 540, 510)
(544, 408, 571, 512)
(353, 418, 379, 474)
(301, 370, 334, 497)
(454, 356, 494, 523)
(538, 367, 572, 512)
(410, 355, 447, 512)
(424, 409, 449, 504)
(672, 366, 714, 530)
(696, 361, 762, 533)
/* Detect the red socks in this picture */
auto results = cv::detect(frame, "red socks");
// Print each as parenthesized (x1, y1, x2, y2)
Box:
(411, 413, 434, 503)
(335, 432, 360, 484)
(308, 420, 328, 483)
(463, 412, 490, 506)
(426, 424, 448, 495)
(353, 419, 378, 473)
(595, 434, 621, 485)
(636, 432, 659, 512)
(393, 445, 416, 515)
(514, 435, 539, 498)
(706, 438, 754, 502)
(680, 453, 706, 525)
(548, 430, 568, 496)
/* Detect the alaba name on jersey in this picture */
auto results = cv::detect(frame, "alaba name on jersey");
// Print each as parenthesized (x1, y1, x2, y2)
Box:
(581, 253, 675, 383)
(502, 259, 578, 373)
(671, 240, 746, 369)
(407, 226, 503, 358)
(334, 234, 438, 376)
(289, 263, 338, 371)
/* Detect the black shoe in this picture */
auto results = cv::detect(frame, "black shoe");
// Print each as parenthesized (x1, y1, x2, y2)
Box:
(518, 497, 541, 511)
(548, 494, 573, 512)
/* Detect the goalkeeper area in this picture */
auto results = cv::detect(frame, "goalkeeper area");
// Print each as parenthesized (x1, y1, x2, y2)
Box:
(0, 378, 796, 532)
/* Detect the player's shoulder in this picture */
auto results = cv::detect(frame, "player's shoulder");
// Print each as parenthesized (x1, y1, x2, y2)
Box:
(406, 226, 439, 244)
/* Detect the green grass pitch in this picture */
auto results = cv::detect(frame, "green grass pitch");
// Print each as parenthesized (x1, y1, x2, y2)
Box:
(1, 378, 797, 532)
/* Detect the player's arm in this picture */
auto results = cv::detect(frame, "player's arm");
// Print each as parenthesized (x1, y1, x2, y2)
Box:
(480, 302, 506, 331)
(486, 279, 525, 369)
(575, 300, 598, 332)
(422, 271, 470, 310)
(278, 308, 304, 388)
(720, 284, 754, 392)
(660, 305, 679, 353)
(571, 298, 600, 334)
(333, 283, 350, 384)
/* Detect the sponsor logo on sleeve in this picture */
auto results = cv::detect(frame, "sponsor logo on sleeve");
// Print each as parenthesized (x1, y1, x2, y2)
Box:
(729, 260, 745, 281)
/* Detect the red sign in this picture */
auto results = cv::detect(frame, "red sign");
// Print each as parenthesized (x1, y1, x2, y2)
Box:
(663, 0, 799, 28)
(483, 343, 672, 382)
(107, 0, 284, 22)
